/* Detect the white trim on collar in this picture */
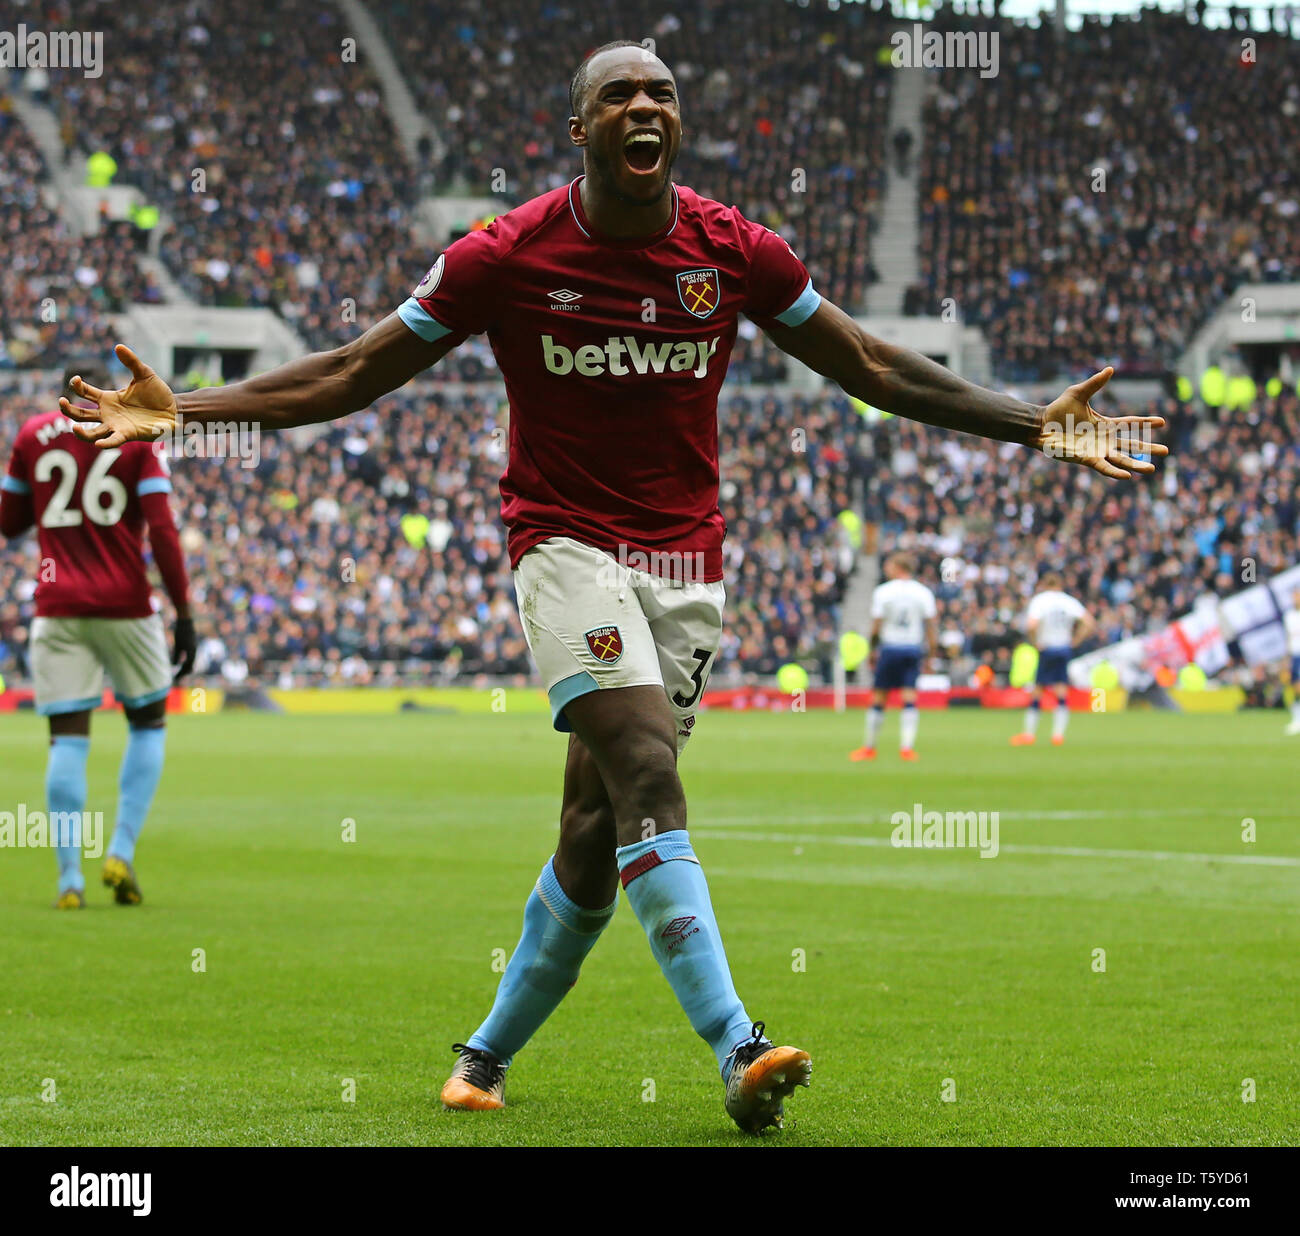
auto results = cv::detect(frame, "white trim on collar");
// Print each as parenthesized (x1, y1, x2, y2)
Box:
(567, 176, 679, 241)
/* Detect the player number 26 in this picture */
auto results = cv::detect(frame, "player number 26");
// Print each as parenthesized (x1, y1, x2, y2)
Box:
(34, 448, 128, 528)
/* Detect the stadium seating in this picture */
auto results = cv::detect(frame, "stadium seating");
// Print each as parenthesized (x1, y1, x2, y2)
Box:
(913, 10, 1300, 380)
(5, 380, 1297, 687)
(866, 392, 1299, 680)
(38, 0, 418, 357)
(0, 104, 162, 370)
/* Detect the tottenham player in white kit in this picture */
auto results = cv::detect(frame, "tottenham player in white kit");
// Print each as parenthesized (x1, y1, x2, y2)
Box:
(1285, 590, 1300, 736)
(1010, 573, 1095, 747)
(850, 552, 937, 762)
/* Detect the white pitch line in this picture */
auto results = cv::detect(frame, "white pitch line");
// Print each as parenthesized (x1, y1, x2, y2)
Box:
(690, 829, 1300, 868)
(701, 807, 1239, 825)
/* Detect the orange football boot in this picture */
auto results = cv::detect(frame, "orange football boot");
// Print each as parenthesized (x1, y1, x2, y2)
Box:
(723, 1022, 812, 1134)
(441, 1044, 507, 1110)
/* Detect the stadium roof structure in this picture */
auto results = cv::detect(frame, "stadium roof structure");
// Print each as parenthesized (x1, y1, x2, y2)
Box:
(872, 0, 1296, 31)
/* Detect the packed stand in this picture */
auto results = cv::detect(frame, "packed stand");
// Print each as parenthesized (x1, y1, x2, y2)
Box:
(863, 392, 1300, 681)
(376, 0, 892, 321)
(914, 10, 1300, 380)
(0, 100, 162, 370)
(39, 0, 420, 357)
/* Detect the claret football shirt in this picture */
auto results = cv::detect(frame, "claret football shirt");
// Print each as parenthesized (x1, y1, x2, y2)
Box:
(3, 410, 175, 618)
(398, 177, 821, 582)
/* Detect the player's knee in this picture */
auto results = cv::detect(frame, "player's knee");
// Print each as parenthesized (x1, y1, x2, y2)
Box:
(125, 700, 167, 729)
(616, 733, 683, 823)
(560, 797, 616, 857)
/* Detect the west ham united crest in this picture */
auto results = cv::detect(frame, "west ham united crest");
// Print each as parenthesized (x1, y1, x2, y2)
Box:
(676, 268, 719, 319)
(584, 625, 624, 664)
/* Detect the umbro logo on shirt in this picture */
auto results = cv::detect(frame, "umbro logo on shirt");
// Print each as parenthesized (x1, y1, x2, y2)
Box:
(548, 288, 582, 311)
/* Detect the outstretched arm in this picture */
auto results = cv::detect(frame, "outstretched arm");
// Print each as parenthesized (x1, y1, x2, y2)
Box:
(765, 299, 1168, 479)
(61, 315, 456, 447)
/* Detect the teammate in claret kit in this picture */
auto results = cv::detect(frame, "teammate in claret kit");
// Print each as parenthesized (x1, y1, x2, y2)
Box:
(1, 362, 196, 909)
(60, 41, 1166, 1133)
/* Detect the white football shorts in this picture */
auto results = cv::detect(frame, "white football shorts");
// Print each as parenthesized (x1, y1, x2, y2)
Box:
(512, 536, 724, 751)
(30, 615, 172, 715)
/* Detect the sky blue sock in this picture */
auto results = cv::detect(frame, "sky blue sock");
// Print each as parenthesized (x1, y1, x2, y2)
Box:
(47, 736, 90, 894)
(108, 725, 166, 863)
(467, 857, 616, 1065)
(617, 829, 754, 1076)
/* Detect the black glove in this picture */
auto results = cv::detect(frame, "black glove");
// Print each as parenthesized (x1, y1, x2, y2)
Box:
(172, 616, 197, 683)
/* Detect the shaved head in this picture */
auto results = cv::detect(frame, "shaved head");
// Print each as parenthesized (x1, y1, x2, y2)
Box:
(569, 40, 647, 119)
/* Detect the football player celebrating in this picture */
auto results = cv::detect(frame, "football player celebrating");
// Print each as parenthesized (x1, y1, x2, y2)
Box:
(58, 42, 1166, 1132)
(2, 361, 196, 908)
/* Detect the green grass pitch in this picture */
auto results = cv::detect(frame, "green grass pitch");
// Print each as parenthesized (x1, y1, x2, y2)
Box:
(1, 707, 1296, 1146)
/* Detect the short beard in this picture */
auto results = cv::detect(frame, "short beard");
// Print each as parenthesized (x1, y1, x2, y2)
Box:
(586, 144, 674, 208)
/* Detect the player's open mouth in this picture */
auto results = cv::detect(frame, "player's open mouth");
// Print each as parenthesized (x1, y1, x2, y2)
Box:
(623, 130, 663, 174)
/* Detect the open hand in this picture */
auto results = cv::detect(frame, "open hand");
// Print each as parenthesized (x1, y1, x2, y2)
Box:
(59, 344, 179, 448)
(1033, 367, 1168, 480)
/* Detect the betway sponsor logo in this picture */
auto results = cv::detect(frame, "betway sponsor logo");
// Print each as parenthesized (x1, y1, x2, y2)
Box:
(542, 334, 720, 379)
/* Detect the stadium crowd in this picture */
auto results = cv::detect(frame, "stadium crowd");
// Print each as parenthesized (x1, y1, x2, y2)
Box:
(376, 0, 892, 327)
(18, 0, 896, 380)
(4, 373, 1297, 690)
(36, 0, 420, 359)
(0, 101, 162, 371)
(914, 9, 1300, 380)
(9, 2, 1298, 386)
(864, 390, 1300, 680)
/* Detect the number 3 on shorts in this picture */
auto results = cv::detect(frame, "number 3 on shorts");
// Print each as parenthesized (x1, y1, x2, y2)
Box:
(672, 647, 713, 709)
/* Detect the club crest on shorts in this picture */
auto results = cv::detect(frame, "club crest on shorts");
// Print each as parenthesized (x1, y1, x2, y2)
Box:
(584, 625, 623, 663)
(676, 268, 719, 319)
